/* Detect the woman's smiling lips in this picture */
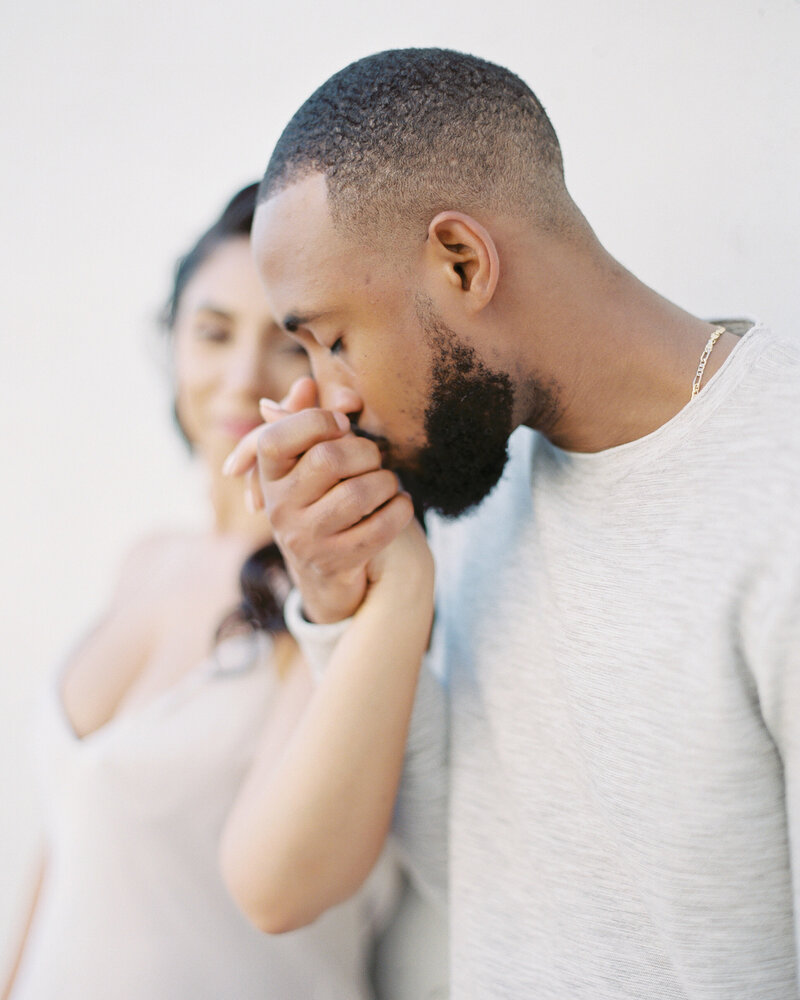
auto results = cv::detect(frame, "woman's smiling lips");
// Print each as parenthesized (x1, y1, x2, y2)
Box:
(219, 416, 264, 439)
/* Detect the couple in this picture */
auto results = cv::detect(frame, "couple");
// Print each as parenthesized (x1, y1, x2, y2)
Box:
(12, 47, 800, 999)
(230, 47, 800, 998)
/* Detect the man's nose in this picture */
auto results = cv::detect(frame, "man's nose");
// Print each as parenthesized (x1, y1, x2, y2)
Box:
(320, 381, 363, 421)
(312, 357, 363, 419)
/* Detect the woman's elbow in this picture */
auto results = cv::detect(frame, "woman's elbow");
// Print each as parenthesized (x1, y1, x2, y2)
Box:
(247, 902, 318, 936)
(218, 836, 321, 935)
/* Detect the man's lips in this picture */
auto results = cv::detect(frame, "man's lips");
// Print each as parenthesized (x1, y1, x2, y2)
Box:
(349, 423, 392, 464)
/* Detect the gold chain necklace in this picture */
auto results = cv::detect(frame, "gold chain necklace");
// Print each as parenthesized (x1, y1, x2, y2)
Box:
(690, 325, 726, 400)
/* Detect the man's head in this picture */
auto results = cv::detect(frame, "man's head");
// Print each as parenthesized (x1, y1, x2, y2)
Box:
(259, 48, 568, 243)
(254, 48, 570, 516)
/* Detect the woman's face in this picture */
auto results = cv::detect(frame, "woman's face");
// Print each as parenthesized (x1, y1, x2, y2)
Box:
(172, 236, 309, 469)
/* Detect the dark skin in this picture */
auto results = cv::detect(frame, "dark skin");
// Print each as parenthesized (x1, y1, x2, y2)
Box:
(225, 172, 736, 623)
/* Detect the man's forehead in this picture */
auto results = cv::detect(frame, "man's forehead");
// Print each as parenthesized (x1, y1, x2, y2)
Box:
(253, 173, 331, 248)
(254, 176, 341, 273)
(251, 176, 340, 306)
(253, 173, 394, 323)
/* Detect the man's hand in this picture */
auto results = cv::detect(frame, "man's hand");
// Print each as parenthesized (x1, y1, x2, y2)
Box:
(223, 378, 415, 623)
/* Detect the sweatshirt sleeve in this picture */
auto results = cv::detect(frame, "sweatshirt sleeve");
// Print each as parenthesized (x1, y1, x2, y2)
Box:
(744, 536, 800, 964)
(283, 588, 449, 906)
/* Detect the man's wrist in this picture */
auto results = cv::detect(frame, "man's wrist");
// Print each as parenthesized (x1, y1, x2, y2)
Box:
(283, 588, 353, 680)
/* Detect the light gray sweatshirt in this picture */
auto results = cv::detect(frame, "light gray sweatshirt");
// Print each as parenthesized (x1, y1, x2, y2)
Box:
(294, 323, 800, 998)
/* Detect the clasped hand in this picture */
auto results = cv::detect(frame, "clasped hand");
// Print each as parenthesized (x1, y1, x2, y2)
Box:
(223, 377, 427, 624)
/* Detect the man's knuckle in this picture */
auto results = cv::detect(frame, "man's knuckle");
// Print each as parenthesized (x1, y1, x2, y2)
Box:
(347, 436, 379, 469)
(310, 550, 338, 577)
(281, 524, 307, 556)
(373, 503, 408, 543)
(268, 494, 290, 525)
(375, 469, 399, 499)
(300, 409, 339, 440)
(308, 440, 340, 477)
(337, 478, 367, 514)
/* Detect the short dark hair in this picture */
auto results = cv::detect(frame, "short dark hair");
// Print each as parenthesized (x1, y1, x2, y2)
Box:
(260, 48, 567, 238)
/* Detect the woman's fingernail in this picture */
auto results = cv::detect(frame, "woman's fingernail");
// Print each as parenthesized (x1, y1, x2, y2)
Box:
(259, 398, 281, 413)
(222, 452, 237, 476)
(244, 486, 256, 513)
(333, 411, 350, 432)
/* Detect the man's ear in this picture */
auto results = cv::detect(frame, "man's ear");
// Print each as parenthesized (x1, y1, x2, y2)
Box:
(424, 212, 500, 311)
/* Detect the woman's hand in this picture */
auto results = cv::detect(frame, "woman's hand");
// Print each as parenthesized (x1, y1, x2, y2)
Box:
(223, 377, 414, 625)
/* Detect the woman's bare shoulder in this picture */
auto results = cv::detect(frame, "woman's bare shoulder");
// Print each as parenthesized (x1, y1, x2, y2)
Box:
(59, 529, 212, 736)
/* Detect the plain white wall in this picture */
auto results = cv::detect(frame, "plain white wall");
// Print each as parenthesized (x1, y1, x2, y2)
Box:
(2, 0, 799, 962)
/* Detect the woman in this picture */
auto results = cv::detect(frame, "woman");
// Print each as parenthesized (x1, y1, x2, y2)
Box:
(3, 184, 442, 999)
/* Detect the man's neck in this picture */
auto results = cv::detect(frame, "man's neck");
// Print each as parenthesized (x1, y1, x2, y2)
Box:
(516, 254, 738, 454)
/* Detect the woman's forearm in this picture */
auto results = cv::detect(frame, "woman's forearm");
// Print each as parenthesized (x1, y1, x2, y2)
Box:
(220, 535, 434, 933)
(2, 854, 45, 1000)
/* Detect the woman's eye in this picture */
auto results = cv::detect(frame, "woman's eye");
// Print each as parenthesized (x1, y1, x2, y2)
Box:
(197, 326, 230, 343)
(282, 342, 309, 358)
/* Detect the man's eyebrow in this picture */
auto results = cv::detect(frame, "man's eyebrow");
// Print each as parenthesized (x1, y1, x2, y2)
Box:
(282, 311, 325, 332)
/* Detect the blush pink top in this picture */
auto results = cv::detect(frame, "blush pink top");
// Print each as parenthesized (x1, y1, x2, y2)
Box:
(12, 635, 399, 1000)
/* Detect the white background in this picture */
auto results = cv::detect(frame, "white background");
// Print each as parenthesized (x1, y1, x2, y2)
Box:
(1, 0, 799, 963)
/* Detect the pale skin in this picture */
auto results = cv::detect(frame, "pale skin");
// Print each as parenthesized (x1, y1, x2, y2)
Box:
(224, 171, 737, 627)
(4, 235, 434, 994)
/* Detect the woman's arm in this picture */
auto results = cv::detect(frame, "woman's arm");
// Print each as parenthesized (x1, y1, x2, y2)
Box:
(219, 521, 436, 933)
(1, 854, 45, 1000)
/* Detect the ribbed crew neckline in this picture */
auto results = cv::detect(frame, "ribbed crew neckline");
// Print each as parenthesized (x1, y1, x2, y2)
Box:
(539, 321, 766, 482)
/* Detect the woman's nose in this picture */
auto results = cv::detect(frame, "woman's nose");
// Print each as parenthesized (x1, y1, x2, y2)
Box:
(224, 345, 265, 396)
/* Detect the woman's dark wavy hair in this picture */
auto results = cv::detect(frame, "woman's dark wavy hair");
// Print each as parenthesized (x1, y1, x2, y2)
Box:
(162, 182, 258, 330)
(163, 182, 290, 640)
(217, 541, 290, 639)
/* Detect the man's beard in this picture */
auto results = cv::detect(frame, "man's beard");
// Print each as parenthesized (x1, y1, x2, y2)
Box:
(393, 299, 517, 519)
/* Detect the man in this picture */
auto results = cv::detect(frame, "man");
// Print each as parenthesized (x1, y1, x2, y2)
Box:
(227, 49, 800, 997)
